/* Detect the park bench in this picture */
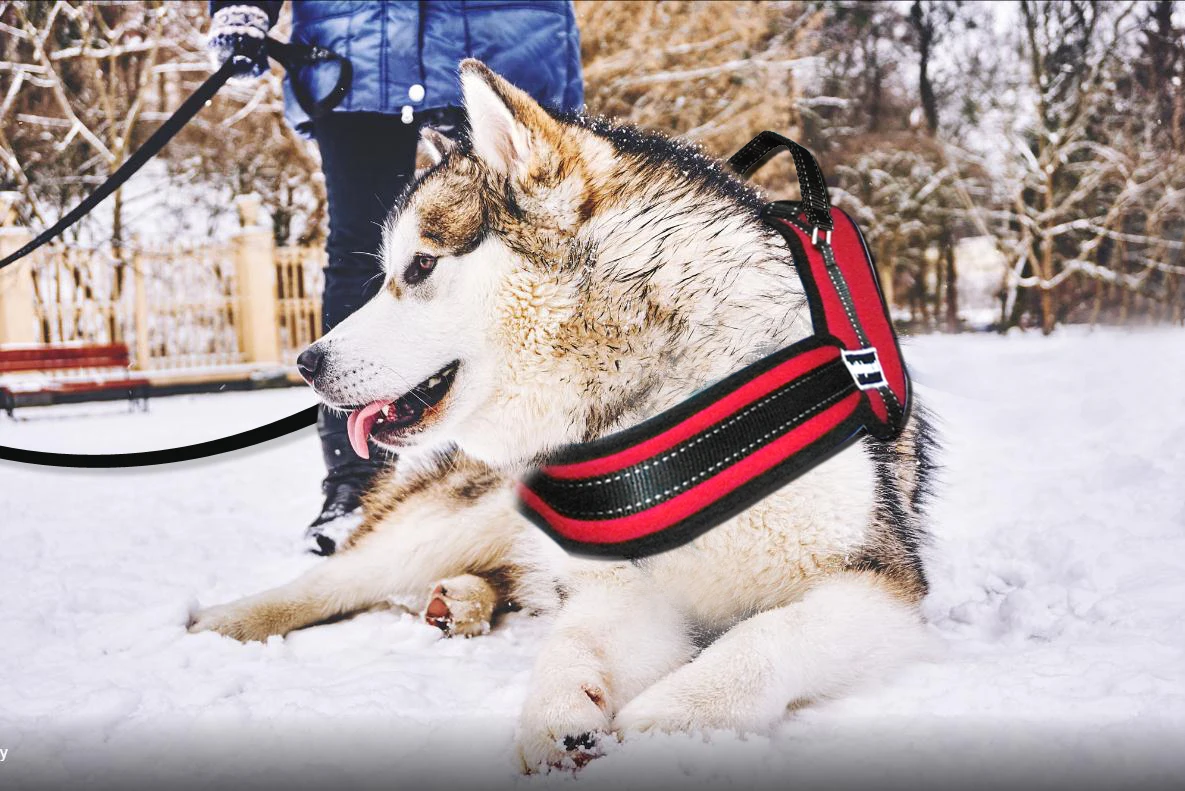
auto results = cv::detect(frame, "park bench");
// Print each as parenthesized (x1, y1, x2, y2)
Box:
(0, 343, 150, 417)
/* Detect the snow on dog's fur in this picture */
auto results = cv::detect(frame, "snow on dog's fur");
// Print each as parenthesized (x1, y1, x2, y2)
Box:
(190, 60, 938, 771)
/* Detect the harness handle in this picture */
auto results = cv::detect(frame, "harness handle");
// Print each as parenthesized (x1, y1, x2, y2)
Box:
(728, 131, 833, 233)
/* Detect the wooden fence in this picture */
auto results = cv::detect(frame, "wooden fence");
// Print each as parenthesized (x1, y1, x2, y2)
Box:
(0, 194, 323, 381)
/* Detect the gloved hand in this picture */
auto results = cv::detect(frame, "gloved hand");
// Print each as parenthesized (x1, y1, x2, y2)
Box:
(207, 4, 272, 79)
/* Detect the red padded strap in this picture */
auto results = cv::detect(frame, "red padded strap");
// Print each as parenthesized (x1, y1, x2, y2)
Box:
(518, 389, 863, 547)
(773, 209, 908, 430)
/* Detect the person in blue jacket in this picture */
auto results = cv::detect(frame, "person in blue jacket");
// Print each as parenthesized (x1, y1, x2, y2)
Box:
(207, 1, 584, 555)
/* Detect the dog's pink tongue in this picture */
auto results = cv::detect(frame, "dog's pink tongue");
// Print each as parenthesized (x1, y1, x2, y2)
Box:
(346, 401, 390, 459)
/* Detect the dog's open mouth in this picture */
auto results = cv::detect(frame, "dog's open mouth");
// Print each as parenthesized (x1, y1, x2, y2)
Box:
(345, 361, 459, 458)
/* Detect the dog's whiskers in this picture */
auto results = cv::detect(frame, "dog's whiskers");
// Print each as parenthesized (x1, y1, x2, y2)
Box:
(379, 365, 437, 411)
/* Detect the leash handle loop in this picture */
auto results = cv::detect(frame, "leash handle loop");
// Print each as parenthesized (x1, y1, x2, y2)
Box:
(265, 37, 352, 120)
(728, 131, 833, 232)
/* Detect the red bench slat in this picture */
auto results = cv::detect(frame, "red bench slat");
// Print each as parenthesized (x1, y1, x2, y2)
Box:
(0, 356, 131, 373)
(45, 378, 149, 394)
(0, 342, 150, 416)
(0, 343, 132, 373)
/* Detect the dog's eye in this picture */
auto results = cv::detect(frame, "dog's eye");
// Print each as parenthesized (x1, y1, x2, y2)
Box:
(404, 253, 438, 285)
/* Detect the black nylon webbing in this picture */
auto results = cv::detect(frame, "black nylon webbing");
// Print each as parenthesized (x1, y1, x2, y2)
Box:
(728, 131, 833, 232)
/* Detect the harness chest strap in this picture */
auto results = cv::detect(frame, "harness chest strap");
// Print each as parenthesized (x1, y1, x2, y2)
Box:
(517, 133, 911, 558)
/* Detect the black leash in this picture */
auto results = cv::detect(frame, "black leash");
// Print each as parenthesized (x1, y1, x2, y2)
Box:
(0, 38, 351, 272)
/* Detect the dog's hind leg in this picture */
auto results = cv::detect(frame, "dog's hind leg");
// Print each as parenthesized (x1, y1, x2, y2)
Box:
(187, 540, 424, 642)
(189, 471, 528, 642)
(612, 570, 928, 736)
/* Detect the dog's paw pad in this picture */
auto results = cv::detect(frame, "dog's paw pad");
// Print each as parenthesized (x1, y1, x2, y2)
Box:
(560, 732, 601, 768)
(518, 730, 606, 774)
(516, 680, 613, 773)
(424, 585, 455, 632)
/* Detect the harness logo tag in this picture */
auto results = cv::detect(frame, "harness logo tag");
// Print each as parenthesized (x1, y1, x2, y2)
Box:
(841, 348, 886, 390)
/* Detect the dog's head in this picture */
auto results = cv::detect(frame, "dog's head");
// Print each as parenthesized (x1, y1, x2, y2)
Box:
(299, 60, 769, 466)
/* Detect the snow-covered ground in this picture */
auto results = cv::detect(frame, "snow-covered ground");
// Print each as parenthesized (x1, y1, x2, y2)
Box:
(0, 386, 318, 455)
(1, 328, 1183, 791)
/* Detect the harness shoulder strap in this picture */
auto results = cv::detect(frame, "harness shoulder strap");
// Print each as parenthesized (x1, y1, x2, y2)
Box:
(734, 131, 910, 437)
(764, 205, 909, 436)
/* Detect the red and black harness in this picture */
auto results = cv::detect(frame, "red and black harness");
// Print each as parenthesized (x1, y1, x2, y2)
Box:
(517, 132, 911, 557)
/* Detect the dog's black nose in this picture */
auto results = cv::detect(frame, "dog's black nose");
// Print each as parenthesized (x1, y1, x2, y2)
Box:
(296, 346, 323, 384)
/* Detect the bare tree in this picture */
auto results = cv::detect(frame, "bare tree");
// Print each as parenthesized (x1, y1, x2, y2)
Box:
(3, 0, 1180, 334)
(0, 0, 325, 248)
(576, 0, 821, 193)
(999, 0, 1183, 333)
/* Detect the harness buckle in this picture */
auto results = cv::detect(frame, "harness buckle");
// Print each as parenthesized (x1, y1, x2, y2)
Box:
(811, 226, 833, 247)
(841, 347, 886, 390)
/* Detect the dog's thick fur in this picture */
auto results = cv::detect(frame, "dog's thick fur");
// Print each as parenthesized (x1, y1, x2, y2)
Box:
(190, 61, 938, 771)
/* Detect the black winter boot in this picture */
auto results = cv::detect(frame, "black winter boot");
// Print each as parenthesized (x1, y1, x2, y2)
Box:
(305, 406, 386, 556)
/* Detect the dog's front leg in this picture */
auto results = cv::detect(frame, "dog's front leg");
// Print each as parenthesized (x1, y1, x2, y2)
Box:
(613, 570, 928, 736)
(515, 563, 695, 773)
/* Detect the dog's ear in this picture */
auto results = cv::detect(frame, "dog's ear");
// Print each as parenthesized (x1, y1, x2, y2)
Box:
(417, 126, 456, 169)
(460, 59, 560, 178)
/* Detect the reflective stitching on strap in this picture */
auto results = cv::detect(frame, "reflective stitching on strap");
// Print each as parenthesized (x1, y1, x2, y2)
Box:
(547, 365, 832, 490)
(818, 235, 903, 420)
(550, 388, 852, 519)
(730, 136, 767, 173)
(818, 242, 870, 346)
(781, 213, 904, 423)
(729, 133, 832, 229)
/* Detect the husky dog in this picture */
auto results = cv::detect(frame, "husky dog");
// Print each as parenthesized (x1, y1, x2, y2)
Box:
(190, 60, 937, 771)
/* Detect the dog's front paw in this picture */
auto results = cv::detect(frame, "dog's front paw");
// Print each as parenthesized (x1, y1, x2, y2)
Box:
(613, 686, 698, 735)
(423, 575, 496, 637)
(516, 680, 612, 773)
(187, 598, 289, 642)
(614, 652, 756, 736)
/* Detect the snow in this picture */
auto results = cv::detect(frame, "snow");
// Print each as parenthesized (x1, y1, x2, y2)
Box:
(1, 327, 1183, 790)
(0, 386, 318, 454)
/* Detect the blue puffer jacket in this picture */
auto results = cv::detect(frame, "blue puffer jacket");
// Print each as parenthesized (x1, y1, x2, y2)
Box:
(211, 1, 584, 133)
